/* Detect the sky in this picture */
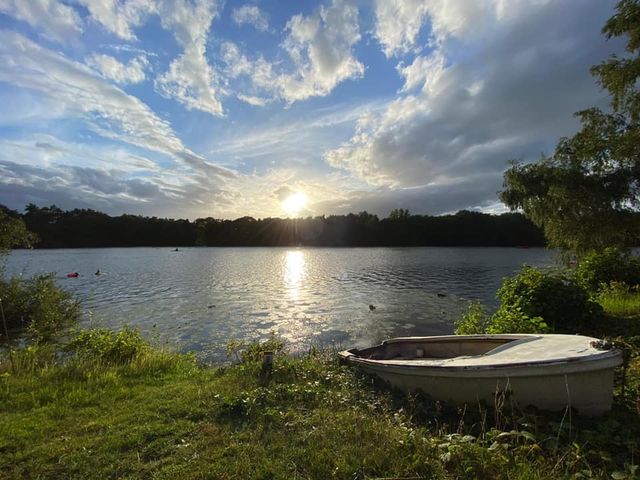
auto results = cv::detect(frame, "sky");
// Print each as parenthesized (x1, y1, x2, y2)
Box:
(0, 0, 625, 220)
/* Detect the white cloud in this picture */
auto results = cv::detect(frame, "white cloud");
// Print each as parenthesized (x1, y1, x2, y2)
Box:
(0, 31, 232, 182)
(372, 0, 430, 57)
(327, 0, 620, 214)
(221, 42, 252, 77)
(0, 0, 83, 44)
(75, 0, 156, 41)
(278, 0, 363, 102)
(220, 41, 279, 99)
(232, 4, 268, 32)
(154, 0, 223, 116)
(397, 52, 446, 94)
(86, 53, 148, 84)
(236, 94, 270, 107)
(221, 0, 364, 105)
(373, 0, 503, 57)
(155, 52, 222, 115)
(102, 43, 158, 57)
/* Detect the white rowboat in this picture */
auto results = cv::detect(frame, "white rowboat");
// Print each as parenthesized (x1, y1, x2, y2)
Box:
(339, 334, 623, 415)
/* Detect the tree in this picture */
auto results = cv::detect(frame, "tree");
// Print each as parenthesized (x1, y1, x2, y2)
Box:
(388, 208, 410, 220)
(0, 206, 35, 251)
(500, 0, 640, 257)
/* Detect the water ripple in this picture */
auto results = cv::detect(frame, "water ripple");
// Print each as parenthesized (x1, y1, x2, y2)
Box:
(5, 247, 553, 361)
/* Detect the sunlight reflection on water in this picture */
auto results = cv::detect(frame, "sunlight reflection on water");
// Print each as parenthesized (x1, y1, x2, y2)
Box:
(284, 250, 305, 300)
(5, 247, 554, 361)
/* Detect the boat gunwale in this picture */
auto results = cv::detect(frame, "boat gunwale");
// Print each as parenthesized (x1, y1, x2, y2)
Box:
(338, 334, 624, 377)
(380, 334, 534, 345)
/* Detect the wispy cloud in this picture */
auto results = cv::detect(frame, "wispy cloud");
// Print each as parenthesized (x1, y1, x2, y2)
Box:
(75, 0, 156, 41)
(154, 0, 224, 116)
(0, 0, 83, 44)
(232, 4, 269, 32)
(0, 31, 232, 182)
(0, 134, 161, 172)
(208, 100, 388, 164)
(86, 53, 149, 85)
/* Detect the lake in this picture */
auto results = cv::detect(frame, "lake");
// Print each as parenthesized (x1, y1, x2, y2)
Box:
(5, 247, 555, 360)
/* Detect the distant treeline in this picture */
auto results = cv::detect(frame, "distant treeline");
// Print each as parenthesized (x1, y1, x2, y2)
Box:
(2, 204, 547, 248)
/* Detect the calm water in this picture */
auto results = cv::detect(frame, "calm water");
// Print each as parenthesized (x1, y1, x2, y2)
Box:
(5, 247, 554, 360)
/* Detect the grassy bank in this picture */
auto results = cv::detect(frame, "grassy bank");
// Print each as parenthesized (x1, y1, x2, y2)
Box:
(0, 277, 639, 480)
(1, 330, 639, 480)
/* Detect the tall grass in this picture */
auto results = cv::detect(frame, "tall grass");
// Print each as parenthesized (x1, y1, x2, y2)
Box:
(597, 282, 640, 318)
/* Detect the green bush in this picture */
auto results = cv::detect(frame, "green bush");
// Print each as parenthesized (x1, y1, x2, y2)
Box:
(65, 327, 149, 365)
(488, 307, 549, 334)
(456, 267, 601, 335)
(575, 248, 640, 293)
(497, 266, 602, 332)
(455, 302, 492, 334)
(0, 274, 79, 343)
(455, 301, 549, 335)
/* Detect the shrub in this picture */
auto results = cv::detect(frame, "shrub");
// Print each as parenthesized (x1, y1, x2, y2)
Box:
(497, 266, 602, 332)
(455, 302, 492, 334)
(0, 274, 79, 343)
(488, 307, 549, 334)
(65, 327, 149, 364)
(457, 267, 601, 335)
(575, 248, 640, 293)
(455, 301, 549, 335)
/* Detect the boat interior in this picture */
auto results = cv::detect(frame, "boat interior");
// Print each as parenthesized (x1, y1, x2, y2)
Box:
(355, 336, 530, 360)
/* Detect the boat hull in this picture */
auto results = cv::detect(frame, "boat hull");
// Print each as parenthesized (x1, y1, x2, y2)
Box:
(340, 334, 623, 415)
(354, 361, 615, 415)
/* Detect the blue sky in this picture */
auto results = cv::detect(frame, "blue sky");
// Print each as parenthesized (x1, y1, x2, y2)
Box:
(0, 0, 624, 219)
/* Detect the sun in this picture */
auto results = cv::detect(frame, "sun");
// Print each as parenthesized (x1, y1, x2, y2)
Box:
(281, 192, 307, 216)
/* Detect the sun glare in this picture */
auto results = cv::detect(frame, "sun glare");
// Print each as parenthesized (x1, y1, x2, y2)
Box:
(281, 192, 307, 216)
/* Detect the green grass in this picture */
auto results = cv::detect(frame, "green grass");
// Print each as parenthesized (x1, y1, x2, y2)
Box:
(598, 290, 640, 318)
(1, 342, 639, 480)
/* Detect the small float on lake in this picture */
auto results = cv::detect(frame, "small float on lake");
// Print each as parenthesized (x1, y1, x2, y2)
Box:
(339, 334, 623, 415)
